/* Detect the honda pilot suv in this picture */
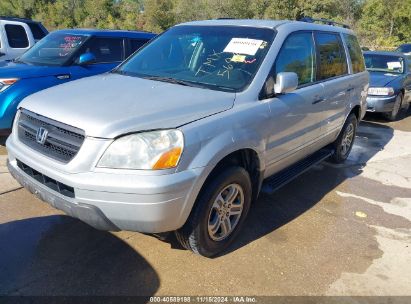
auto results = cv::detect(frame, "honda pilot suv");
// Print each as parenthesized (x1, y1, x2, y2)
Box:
(6, 19, 369, 257)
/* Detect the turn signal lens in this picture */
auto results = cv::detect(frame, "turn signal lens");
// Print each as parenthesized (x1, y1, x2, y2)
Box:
(2, 79, 19, 85)
(0, 78, 19, 92)
(152, 147, 183, 170)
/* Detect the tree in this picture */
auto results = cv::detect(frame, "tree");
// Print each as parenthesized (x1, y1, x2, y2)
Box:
(0, 0, 48, 18)
(358, 0, 411, 48)
(143, 0, 176, 32)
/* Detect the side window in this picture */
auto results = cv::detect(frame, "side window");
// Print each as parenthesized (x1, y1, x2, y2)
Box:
(344, 34, 365, 73)
(83, 38, 124, 63)
(275, 32, 316, 86)
(27, 23, 47, 41)
(5, 24, 29, 48)
(128, 39, 148, 56)
(315, 32, 348, 80)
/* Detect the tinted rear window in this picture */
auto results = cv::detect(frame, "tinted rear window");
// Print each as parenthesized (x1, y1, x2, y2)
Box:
(344, 34, 365, 73)
(27, 23, 47, 40)
(5, 24, 29, 48)
(316, 32, 348, 80)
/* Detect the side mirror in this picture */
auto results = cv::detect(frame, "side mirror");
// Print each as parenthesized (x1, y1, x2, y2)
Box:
(274, 72, 298, 94)
(78, 52, 96, 65)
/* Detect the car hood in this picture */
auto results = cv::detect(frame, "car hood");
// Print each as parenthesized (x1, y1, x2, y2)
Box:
(20, 73, 235, 138)
(0, 61, 68, 79)
(369, 71, 402, 87)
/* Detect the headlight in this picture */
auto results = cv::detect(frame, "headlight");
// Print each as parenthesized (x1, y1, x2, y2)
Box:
(368, 87, 395, 96)
(98, 130, 184, 170)
(0, 78, 19, 92)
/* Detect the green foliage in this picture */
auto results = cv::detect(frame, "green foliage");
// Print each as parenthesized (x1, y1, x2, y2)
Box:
(0, 0, 410, 48)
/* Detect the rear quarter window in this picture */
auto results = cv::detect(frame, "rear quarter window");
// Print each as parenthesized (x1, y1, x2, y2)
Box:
(315, 32, 348, 80)
(344, 34, 365, 73)
(5, 24, 29, 48)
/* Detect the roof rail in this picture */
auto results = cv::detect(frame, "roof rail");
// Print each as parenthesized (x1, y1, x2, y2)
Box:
(298, 16, 350, 29)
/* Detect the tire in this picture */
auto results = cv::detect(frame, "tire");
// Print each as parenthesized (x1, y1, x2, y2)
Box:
(331, 113, 357, 164)
(402, 99, 410, 113)
(175, 167, 252, 257)
(383, 93, 403, 121)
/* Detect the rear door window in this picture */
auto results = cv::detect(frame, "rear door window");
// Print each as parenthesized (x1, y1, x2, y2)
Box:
(344, 34, 365, 73)
(275, 31, 316, 86)
(82, 37, 124, 63)
(315, 32, 348, 80)
(5, 24, 29, 48)
(128, 39, 148, 56)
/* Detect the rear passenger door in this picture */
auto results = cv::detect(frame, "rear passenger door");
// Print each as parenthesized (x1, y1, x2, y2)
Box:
(314, 32, 350, 135)
(265, 31, 325, 166)
(126, 38, 149, 58)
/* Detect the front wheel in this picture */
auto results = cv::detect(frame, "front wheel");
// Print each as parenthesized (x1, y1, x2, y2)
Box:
(175, 167, 252, 257)
(331, 113, 358, 164)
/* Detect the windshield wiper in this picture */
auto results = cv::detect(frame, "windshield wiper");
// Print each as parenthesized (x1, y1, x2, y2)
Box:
(142, 76, 200, 87)
(12, 58, 26, 64)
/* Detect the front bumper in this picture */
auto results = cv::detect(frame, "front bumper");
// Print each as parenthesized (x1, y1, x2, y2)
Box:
(366, 95, 397, 113)
(6, 142, 204, 233)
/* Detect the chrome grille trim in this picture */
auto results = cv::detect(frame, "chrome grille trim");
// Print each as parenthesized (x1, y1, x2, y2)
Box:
(17, 109, 85, 163)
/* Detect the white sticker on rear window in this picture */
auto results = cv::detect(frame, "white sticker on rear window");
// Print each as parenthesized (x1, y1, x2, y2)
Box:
(223, 38, 264, 56)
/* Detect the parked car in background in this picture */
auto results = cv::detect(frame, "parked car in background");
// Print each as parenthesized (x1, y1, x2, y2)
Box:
(0, 16, 48, 62)
(0, 29, 155, 135)
(396, 44, 411, 55)
(6, 19, 368, 257)
(364, 51, 411, 120)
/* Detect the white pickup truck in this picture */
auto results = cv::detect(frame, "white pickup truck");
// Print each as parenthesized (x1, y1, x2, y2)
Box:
(0, 16, 48, 62)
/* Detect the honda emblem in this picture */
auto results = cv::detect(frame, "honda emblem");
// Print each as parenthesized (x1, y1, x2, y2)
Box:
(36, 127, 49, 145)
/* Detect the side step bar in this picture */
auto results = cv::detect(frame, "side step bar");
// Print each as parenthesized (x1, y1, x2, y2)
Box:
(261, 148, 334, 194)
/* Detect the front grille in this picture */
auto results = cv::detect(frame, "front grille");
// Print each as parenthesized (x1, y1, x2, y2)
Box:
(17, 159, 75, 198)
(17, 109, 85, 163)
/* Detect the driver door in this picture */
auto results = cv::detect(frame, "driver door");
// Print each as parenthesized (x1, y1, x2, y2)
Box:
(264, 31, 325, 171)
(68, 37, 125, 81)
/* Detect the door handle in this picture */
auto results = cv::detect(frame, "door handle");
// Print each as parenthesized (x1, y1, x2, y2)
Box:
(346, 86, 355, 92)
(312, 97, 326, 105)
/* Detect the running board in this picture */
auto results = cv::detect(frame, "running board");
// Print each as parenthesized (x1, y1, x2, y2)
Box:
(261, 148, 334, 194)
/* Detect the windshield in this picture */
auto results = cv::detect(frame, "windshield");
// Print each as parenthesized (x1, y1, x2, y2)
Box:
(364, 54, 404, 74)
(19, 33, 88, 66)
(115, 25, 275, 92)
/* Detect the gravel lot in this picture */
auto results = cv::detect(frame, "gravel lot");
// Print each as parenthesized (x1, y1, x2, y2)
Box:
(0, 113, 410, 297)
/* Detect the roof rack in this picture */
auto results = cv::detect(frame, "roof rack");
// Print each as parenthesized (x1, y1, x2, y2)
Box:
(0, 16, 37, 23)
(298, 16, 350, 29)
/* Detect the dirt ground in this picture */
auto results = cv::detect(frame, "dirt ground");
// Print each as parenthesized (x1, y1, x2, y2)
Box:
(0, 113, 410, 297)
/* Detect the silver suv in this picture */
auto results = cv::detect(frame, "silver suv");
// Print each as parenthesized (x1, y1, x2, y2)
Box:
(6, 19, 369, 257)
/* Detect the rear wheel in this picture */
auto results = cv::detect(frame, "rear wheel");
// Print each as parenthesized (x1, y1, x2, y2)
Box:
(331, 113, 357, 164)
(175, 167, 252, 257)
(383, 93, 403, 121)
